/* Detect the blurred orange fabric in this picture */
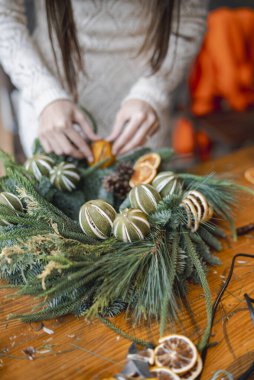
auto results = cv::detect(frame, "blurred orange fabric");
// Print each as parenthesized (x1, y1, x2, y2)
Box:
(172, 117, 212, 160)
(190, 8, 254, 115)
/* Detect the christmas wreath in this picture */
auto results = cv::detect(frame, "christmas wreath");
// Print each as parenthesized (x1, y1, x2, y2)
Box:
(0, 139, 250, 353)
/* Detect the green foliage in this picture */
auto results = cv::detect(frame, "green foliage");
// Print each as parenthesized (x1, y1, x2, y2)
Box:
(52, 189, 85, 219)
(79, 168, 111, 202)
(35, 176, 56, 201)
(160, 231, 179, 335)
(0, 147, 249, 352)
(182, 232, 212, 351)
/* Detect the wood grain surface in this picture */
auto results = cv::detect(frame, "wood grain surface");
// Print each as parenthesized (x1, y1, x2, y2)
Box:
(1, 146, 254, 380)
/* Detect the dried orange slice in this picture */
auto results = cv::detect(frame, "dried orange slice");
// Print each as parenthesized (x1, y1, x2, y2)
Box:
(90, 140, 115, 168)
(244, 167, 254, 185)
(134, 153, 161, 170)
(150, 366, 181, 380)
(127, 347, 155, 365)
(154, 335, 197, 375)
(179, 355, 203, 379)
(129, 163, 157, 188)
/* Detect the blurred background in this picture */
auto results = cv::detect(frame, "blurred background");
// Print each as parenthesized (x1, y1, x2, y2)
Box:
(0, 0, 254, 172)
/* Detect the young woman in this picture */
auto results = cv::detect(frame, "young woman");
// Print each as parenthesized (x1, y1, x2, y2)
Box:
(0, 0, 208, 160)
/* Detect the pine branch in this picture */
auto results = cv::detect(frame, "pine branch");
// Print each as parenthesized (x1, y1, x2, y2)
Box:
(101, 299, 127, 318)
(0, 227, 52, 243)
(183, 232, 212, 351)
(190, 232, 221, 266)
(160, 231, 179, 336)
(198, 225, 222, 251)
(204, 224, 226, 239)
(9, 293, 91, 322)
(98, 315, 153, 348)
(0, 204, 47, 228)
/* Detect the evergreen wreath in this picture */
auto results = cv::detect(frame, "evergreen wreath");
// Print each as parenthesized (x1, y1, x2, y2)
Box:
(0, 141, 251, 352)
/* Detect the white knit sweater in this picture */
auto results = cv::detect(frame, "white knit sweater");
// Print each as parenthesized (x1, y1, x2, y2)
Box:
(0, 0, 207, 156)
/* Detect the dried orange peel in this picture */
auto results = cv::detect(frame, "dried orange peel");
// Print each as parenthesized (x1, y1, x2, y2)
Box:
(244, 167, 254, 185)
(179, 354, 203, 380)
(129, 153, 161, 187)
(154, 335, 198, 375)
(129, 163, 157, 188)
(180, 191, 213, 232)
(90, 140, 115, 168)
(150, 367, 181, 380)
(134, 153, 161, 170)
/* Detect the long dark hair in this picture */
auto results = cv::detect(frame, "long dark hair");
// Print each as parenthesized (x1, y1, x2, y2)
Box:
(45, 0, 178, 98)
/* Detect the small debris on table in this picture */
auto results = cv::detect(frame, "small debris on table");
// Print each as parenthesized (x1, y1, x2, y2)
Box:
(43, 326, 54, 335)
(22, 346, 36, 360)
(66, 334, 76, 338)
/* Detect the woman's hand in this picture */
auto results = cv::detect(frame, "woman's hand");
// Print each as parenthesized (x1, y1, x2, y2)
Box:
(108, 99, 159, 155)
(38, 100, 99, 161)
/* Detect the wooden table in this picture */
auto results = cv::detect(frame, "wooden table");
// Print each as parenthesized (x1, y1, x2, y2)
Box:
(1, 146, 254, 380)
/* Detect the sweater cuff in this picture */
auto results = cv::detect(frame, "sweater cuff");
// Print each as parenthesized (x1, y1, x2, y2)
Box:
(33, 87, 71, 117)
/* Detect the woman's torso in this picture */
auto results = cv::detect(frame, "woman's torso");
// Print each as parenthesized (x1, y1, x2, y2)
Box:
(35, 1, 152, 131)
(19, 0, 172, 155)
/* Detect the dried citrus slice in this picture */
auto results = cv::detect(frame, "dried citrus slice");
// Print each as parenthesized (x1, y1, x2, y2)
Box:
(179, 355, 203, 379)
(127, 347, 154, 365)
(154, 335, 197, 375)
(90, 140, 115, 168)
(129, 163, 157, 188)
(134, 153, 161, 170)
(244, 167, 254, 185)
(150, 366, 181, 380)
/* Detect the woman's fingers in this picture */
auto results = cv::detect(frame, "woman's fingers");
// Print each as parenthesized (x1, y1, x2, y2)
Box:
(107, 111, 129, 142)
(118, 120, 158, 154)
(73, 109, 99, 141)
(109, 100, 159, 155)
(148, 119, 160, 137)
(40, 136, 53, 153)
(46, 132, 65, 156)
(65, 128, 93, 162)
(40, 126, 93, 160)
(39, 100, 100, 159)
(111, 113, 146, 154)
(57, 132, 87, 159)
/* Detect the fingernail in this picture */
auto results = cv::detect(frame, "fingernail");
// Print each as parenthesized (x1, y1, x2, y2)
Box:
(87, 156, 93, 163)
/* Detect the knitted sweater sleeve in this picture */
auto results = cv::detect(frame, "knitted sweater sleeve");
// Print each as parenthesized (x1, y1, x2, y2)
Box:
(0, 0, 70, 116)
(123, 0, 208, 120)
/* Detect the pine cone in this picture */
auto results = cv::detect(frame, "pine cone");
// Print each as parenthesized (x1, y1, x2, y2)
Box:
(117, 162, 134, 177)
(103, 162, 134, 199)
(103, 173, 118, 193)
